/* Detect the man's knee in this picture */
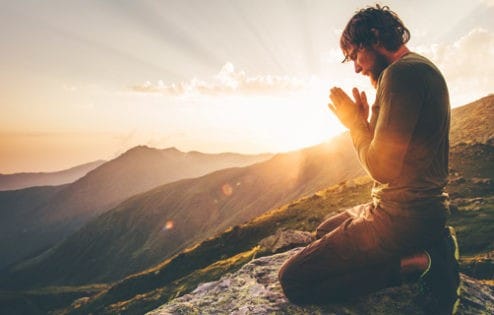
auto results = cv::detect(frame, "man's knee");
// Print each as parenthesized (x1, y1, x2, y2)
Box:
(314, 211, 353, 239)
(315, 226, 327, 239)
(278, 258, 307, 305)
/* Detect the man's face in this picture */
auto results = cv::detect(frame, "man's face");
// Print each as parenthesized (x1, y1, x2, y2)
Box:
(345, 45, 389, 87)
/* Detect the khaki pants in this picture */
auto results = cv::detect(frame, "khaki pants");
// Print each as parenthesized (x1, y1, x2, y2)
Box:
(278, 202, 446, 305)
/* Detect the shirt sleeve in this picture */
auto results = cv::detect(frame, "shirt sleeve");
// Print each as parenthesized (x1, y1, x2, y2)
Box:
(349, 64, 426, 184)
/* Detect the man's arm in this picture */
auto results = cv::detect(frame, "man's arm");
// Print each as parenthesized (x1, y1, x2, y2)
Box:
(330, 66, 426, 184)
(353, 66, 426, 183)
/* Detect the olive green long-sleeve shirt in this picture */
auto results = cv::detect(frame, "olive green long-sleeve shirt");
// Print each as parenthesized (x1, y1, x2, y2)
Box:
(350, 52, 450, 216)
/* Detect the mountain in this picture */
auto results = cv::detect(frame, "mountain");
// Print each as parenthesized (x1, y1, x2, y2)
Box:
(0, 147, 271, 270)
(0, 185, 69, 268)
(0, 134, 364, 289)
(0, 160, 105, 191)
(450, 94, 494, 145)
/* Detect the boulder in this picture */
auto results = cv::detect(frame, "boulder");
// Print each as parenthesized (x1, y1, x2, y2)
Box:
(148, 248, 494, 315)
(259, 229, 313, 254)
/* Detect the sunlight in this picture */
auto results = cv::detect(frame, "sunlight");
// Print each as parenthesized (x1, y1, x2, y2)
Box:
(234, 82, 346, 153)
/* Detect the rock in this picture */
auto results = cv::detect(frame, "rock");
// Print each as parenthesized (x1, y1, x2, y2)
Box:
(450, 176, 466, 184)
(471, 177, 492, 185)
(453, 197, 488, 211)
(147, 248, 494, 315)
(259, 230, 313, 254)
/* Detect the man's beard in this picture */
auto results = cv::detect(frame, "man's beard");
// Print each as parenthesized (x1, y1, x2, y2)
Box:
(369, 50, 389, 87)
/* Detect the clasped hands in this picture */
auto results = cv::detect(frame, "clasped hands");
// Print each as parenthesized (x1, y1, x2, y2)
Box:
(328, 87, 369, 129)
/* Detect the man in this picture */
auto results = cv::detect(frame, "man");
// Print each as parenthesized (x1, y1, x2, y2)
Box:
(278, 5, 460, 315)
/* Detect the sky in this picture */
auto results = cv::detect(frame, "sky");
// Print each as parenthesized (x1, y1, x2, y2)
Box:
(1, 0, 493, 173)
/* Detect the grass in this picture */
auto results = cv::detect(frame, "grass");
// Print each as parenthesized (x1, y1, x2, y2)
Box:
(450, 206, 494, 255)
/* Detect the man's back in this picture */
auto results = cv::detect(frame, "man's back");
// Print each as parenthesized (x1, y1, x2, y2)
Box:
(367, 52, 450, 213)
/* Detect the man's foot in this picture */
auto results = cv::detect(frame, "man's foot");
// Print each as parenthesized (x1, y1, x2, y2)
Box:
(419, 226, 461, 315)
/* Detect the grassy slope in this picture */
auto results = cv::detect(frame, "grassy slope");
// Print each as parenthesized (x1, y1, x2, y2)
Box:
(450, 94, 494, 145)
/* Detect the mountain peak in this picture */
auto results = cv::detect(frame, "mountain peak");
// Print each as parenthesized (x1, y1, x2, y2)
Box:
(124, 145, 155, 154)
(161, 146, 182, 153)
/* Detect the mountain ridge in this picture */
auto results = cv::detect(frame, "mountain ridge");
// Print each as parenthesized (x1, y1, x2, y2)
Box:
(0, 160, 105, 191)
(0, 147, 271, 270)
(450, 94, 494, 145)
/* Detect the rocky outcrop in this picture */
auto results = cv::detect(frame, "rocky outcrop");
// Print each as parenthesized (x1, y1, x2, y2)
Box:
(148, 248, 494, 315)
(259, 229, 313, 254)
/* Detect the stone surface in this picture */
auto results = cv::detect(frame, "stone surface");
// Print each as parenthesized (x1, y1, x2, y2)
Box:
(259, 229, 313, 254)
(148, 248, 494, 315)
(470, 177, 492, 185)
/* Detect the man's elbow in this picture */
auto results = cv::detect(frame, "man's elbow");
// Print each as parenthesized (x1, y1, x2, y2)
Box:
(364, 159, 400, 184)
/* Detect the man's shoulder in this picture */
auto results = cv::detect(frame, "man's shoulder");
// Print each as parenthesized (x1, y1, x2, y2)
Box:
(382, 52, 442, 84)
(389, 52, 440, 75)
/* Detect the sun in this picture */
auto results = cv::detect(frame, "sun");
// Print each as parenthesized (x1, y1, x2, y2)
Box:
(234, 87, 346, 153)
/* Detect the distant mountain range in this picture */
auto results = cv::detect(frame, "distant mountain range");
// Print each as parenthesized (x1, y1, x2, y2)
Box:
(0, 148, 271, 269)
(0, 160, 105, 191)
(1, 134, 364, 288)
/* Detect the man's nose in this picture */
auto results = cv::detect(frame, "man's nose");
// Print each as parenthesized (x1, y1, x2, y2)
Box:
(354, 62, 362, 74)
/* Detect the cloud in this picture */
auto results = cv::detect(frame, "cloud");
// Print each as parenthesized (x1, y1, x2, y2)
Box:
(130, 63, 309, 97)
(414, 28, 494, 105)
(482, 0, 494, 7)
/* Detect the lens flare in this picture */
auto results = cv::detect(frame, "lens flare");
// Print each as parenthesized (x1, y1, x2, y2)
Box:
(162, 220, 174, 231)
(222, 183, 233, 196)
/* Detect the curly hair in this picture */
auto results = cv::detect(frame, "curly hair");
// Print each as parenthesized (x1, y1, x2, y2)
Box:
(340, 5, 410, 56)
